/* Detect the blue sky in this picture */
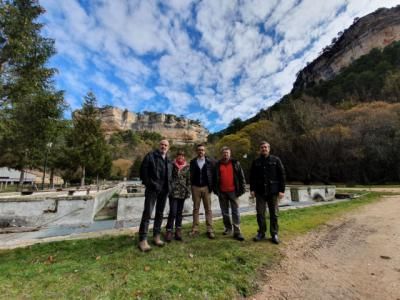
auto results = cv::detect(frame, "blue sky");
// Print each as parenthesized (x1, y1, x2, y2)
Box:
(40, 0, 400, 132)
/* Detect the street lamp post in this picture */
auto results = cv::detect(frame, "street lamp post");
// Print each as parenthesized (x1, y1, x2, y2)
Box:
(41, 142, 53, 190)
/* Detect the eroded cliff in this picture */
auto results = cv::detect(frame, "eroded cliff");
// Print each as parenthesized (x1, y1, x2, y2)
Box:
(293, 6, 400, 91)
(99, 107, 208, 144)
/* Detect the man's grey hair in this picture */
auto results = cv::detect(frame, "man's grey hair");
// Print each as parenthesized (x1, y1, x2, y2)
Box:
(221, 146, 231, 153)
(159, 139, 169, 145)
(259, 141, 270, 147)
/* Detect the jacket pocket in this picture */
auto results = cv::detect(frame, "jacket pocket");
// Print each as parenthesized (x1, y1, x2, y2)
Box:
(269, 180, 279, 194)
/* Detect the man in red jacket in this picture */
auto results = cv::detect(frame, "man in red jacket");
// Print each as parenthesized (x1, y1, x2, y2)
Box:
(214, 146, 246, 241)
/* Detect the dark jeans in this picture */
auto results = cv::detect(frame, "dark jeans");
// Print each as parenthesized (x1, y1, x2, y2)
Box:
(166, 197, 186, 231)
(255, 193, 279, 237)
(218, 192, 241, 233)
(138, 188, 168, 241)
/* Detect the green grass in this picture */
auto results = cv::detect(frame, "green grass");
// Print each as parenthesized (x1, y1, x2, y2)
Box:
(336, 184, 400, 188)
(0, 193, 381, 299)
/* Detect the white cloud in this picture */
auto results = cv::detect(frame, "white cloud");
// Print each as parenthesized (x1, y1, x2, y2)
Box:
(41, 0, 400, 132)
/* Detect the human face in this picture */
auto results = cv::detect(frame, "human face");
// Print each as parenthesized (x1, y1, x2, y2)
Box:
(159, 140, 169, 154)
(176, 154, 185, 162)
(197, 146, 206, 158)
(222, 149, 231, 161)
(260, 143, 270, 156)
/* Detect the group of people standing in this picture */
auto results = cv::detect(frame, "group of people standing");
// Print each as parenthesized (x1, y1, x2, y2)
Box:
(137, 139, 285, 252)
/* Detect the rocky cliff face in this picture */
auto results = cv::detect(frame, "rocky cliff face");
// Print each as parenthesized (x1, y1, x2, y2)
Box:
(99, 107, 208, 144)
(293, 5, 400, 91)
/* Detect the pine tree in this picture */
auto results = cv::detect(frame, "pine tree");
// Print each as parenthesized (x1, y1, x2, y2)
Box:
(0, 0, 65, 188)
(69, 92, 111, 186)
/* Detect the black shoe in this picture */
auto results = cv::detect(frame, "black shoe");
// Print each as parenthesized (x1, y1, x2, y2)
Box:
(207, 231, 215, 239)
(223, 228, 232, 235)
(271, 235, 280, 244)
(253, 233, 266, 242)
(233, 233, 245, 241)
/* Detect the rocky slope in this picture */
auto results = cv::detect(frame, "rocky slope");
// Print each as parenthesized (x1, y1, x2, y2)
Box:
(211, 5, 400, 140)
(99, 107, 208, 144)
(293, 5, 400, 91)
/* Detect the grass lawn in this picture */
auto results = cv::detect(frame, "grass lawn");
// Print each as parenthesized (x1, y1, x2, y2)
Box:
(0, 193, 381, 299)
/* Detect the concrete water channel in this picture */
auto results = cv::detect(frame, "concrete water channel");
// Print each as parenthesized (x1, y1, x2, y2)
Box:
(0, 183, 337, 249)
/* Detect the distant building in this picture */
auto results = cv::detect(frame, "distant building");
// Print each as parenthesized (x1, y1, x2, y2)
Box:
(0, 168, 36, 184)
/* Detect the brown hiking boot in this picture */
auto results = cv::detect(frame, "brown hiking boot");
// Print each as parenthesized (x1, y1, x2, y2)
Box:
(189, 230, 199, 237)
(153, 234, 165, 247)
(207, 231, 215, 239)
(175, 228, 183, 241)
(138, 240, 152, 252)
(165, 231, 173, 243)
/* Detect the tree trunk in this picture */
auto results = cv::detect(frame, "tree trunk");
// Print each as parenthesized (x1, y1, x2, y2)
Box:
(18, 169, 25, 191)
(50, 168, 54, 189)
(81, 166, 85, 187)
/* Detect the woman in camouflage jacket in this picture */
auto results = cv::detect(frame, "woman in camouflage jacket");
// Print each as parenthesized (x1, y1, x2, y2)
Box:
(165, 150, 191, 241)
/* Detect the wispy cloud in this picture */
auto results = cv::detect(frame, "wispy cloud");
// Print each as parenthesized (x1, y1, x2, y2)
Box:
(40, 0, 400, 131)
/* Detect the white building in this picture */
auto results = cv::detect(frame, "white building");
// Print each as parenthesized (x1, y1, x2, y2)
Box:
(0, 168, 36, 184)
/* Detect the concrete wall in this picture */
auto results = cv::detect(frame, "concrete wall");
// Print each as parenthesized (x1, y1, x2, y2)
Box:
(0, 185, 123, 228)
(115, 185, 334, 224)
(289, 185, 336, 202)
(116, 192, 256, 224)
(91, 184, 123, 219)
(0, 184, 336, 228)
(0, 196, 94, 227)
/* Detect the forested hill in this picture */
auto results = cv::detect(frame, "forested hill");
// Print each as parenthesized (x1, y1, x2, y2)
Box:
(207, 39, 400, 184)
(210, 5, 400, 141)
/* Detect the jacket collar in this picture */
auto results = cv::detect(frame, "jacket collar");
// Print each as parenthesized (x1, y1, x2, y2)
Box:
(155, 149, 169, 160)
(218, 158, 236, 164)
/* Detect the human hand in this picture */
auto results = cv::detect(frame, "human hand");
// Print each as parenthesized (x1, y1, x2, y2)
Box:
(278, 192, 285, 199)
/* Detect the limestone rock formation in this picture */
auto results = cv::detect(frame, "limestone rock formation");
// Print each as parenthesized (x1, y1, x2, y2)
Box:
(293, 5, 400, 91)
(99, 106, 208, 144)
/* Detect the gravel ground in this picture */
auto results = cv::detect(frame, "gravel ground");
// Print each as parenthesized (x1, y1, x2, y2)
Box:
(251, 195, 400, 300)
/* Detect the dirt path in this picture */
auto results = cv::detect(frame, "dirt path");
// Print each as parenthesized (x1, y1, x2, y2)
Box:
(251, 196, 400, 300)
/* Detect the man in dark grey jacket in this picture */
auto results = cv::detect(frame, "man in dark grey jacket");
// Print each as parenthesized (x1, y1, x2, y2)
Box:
(250, 141, 285, 244)
(138, 139, 172, 252)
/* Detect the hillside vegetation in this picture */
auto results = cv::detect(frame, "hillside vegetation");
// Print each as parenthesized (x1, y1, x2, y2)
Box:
(208, 41, 400, 184)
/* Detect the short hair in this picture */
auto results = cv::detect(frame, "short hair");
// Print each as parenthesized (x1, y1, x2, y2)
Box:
(221, 146, 231, 153)
(160, 139, 169, 146)
(196, 143, 205, 149)
(260, 141, 270, 147)
(176, 149, 185, 156)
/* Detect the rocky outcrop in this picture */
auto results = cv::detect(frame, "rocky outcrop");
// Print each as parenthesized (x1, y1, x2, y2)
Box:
(293, 5, 400, 91)
(99, 107, 208, 144)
